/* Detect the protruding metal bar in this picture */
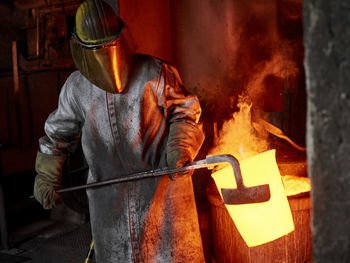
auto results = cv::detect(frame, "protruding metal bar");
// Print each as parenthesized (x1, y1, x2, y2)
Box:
(55, 160, 210, 194)
(30, 155, 271, 204)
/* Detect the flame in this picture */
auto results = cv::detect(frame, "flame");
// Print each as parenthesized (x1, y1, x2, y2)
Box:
(209, 92, 311, 246)
(111, 46, 122, 91)
(282, 175, 311, 196)
(211, 150, 294, 247)
(210, 95, 269, 161)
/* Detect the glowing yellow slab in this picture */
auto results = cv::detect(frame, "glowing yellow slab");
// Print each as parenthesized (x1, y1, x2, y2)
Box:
(211, 150, 294, 247)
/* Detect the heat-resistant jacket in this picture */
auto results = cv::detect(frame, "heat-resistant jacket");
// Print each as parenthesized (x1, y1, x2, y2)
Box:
(39, 54, 205, 262)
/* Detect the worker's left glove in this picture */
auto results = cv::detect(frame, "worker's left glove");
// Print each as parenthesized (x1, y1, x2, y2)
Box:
(33, 151, 66, 209)
(166, 121, 204, 180)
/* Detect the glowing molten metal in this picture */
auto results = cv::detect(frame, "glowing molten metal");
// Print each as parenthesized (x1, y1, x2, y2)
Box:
(211, 150, 295, 247)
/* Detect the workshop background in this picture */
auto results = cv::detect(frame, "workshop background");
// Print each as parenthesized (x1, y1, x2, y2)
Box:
(0, 0, 349, 262)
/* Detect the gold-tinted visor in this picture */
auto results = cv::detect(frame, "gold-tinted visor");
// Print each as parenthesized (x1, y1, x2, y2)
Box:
(70, 22, 129, 94)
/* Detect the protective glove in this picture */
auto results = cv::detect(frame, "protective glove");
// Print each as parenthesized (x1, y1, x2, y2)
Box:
(167, 149, 193, 180)
(33, 151, 66, 209)
(166, 121, 204, 180)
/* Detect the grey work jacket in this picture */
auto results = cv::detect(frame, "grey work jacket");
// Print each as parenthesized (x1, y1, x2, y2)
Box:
(39, 54, 205, 262)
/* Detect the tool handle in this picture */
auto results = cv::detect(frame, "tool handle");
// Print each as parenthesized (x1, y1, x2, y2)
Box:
(29, 159, 210, 198)
(205, 155, 244, 188)
(29, 154, 243, 197)
(58, 160, 209, 193)
(55, 155, 245, 193)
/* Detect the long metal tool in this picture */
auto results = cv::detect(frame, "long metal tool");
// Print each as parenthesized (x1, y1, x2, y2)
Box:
(32, 155, 271, 205)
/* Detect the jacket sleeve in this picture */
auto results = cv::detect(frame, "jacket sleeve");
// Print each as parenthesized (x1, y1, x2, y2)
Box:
(156, 63, 204, 161)
(39, 72, 85, 157)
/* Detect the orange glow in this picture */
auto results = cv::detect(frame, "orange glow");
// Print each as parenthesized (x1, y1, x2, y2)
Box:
(111, 46, 122, 91)
(210, 96, 269, 161)
(211, 150, 294, 247)
(283, 175, 311, 196)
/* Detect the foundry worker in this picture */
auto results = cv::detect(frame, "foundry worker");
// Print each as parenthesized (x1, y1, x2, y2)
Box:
(33, 0, 205, 262)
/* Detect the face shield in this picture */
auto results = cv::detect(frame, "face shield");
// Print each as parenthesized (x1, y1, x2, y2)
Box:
(70, 19, 131, 94)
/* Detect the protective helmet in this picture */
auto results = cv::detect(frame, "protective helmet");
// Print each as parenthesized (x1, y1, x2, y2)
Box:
(70, 0, 132, 93)
(75, 0, 121, 46)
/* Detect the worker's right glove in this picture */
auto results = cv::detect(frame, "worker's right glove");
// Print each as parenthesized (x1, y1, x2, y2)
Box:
(167, 148, 193, 180)
(33, 151, 66, 210)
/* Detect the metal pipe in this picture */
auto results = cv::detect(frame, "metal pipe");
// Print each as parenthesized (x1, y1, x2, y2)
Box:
(30, 155, 271, 205)
(36, 9, 40, 57)
(12, 41, 19, 98)
(11, 41, 21, 148)
(55, 160, 209, 194)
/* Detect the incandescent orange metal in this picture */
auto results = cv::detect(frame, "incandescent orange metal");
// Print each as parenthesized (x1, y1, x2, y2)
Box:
(211, 150, 295, 247)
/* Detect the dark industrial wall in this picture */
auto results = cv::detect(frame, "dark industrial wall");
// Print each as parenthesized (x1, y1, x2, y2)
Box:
(304, 0, 350, 262)
(119, 0, 173, 62)
(0, 5, 26, 71)
(170, 0, 306, 146)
